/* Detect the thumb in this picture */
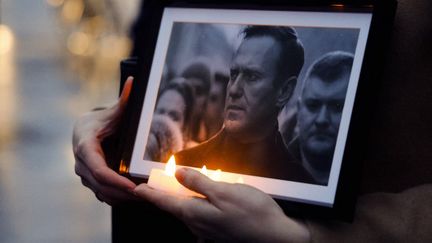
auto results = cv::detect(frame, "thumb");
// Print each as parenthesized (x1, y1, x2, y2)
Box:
(175, 168, 220, 199)
(119, 76, 133, 107)
(98, 76, 133, 137)
(106, 76, 133, 119)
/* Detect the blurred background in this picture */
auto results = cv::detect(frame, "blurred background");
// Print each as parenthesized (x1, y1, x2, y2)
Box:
(0, 0, 139, 242)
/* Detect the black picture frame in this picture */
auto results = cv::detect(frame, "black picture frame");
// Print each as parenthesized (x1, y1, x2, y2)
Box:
(115, 0, 397, 221)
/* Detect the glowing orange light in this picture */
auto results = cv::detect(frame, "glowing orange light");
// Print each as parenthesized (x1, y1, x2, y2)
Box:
(46, 0, 64, 7)
(67, 31, 93, 56)
(331, 4, 345, 8)
(164, 155, 176, 176)
(0, 25, 14, 55)
(61, 0, 84, 24)
(149, 155, 243, 197)
(119, 160, 129, 174)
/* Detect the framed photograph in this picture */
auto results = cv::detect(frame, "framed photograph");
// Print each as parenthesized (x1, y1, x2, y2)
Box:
(117, 0, 397, 220)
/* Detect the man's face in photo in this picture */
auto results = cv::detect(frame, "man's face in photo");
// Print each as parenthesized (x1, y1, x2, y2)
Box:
(297, 73, 349, 169)
(224, 36, 281, 140)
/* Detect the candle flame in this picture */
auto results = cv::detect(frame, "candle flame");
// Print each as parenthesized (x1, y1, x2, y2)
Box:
(211, 169, 222, 181)
(165, 155, 176, 176)
(200, 165, 208, 176)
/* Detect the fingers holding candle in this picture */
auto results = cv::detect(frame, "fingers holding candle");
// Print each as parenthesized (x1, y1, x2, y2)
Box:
(135, 167, 308, 242)
(175, 167, 225, 201)
(134, 180, 220, 226)
(147, 156, 204, 197)
(134, 183, 185, 215)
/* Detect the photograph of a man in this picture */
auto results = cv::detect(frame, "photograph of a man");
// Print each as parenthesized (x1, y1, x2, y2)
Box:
(289, 51, 354, 185)
(175, 26, 315, 183)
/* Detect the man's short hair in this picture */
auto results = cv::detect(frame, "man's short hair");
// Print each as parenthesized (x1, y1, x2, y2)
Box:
(242, 25, 305, 87)
(304, 51, 354, 87)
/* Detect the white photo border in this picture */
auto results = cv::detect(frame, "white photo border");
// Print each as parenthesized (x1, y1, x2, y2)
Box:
(129, 7, 372, 207)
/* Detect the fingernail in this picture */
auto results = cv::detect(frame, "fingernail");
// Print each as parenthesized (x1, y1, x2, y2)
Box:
(175, 167, 188, 180)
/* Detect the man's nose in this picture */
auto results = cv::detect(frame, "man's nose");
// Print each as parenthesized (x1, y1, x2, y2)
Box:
(228, 75, 244, 98)
(315, 105, 330, 127)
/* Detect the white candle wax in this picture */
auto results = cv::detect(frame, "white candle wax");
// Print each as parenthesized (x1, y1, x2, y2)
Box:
(147, 168, 202, 197)
(147, 155, 244, 197)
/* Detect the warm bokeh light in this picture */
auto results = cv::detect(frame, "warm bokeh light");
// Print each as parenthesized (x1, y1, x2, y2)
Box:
(67, 31, 92, 56)
(119, 160, 129, 174)
(331, 4, 345, 8)
(165, 155, 176, 176)
(0, 29, 17, 147)
(46, 0, 136, 85)
(46, 0, 65, 7)
(98, 35, 131, 59)
(61, 0, 84, 24)
(84, 16, 107, 36)
(0, 1, 138, 242)
(0, 25, 14, 56)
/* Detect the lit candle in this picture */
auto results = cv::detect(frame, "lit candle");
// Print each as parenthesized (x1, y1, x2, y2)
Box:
(147, 156, 202, 197)
(147, 155, 245, 197)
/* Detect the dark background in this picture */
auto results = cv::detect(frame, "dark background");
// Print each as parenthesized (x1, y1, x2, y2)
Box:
(360, 0, 432, 194)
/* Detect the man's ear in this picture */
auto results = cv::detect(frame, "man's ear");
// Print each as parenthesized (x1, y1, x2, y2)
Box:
(276, 76, 297, 107)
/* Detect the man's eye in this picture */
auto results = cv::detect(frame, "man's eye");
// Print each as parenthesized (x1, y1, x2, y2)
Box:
(155, 108, 165, 115)
(244, 73, 259, 82)
(230, 69, 239, 80)
(305, 100, 320, 112)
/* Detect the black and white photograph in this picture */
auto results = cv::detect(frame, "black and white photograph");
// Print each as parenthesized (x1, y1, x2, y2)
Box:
(130, 7, 372, 206)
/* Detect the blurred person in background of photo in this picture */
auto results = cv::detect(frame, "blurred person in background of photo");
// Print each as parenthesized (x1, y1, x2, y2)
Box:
(203, 63, 230, 139)
(144, 79, 195, 162)
(178, 60, 212, 145)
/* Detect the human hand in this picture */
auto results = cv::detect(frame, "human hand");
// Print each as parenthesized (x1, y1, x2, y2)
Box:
(134, 168, 310, 242)
(73, 77, 137, 205)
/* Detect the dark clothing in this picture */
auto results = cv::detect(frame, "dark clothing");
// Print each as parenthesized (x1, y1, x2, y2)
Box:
(287, 136, 301, 161)
(175, 129, 315, 183)
(112, 202, 197, 242)
(287, 136, 328, 186)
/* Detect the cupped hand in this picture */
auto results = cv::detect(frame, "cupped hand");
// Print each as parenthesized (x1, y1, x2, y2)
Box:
(73, 77, 137, 205)
(134, 167, 310, 242)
